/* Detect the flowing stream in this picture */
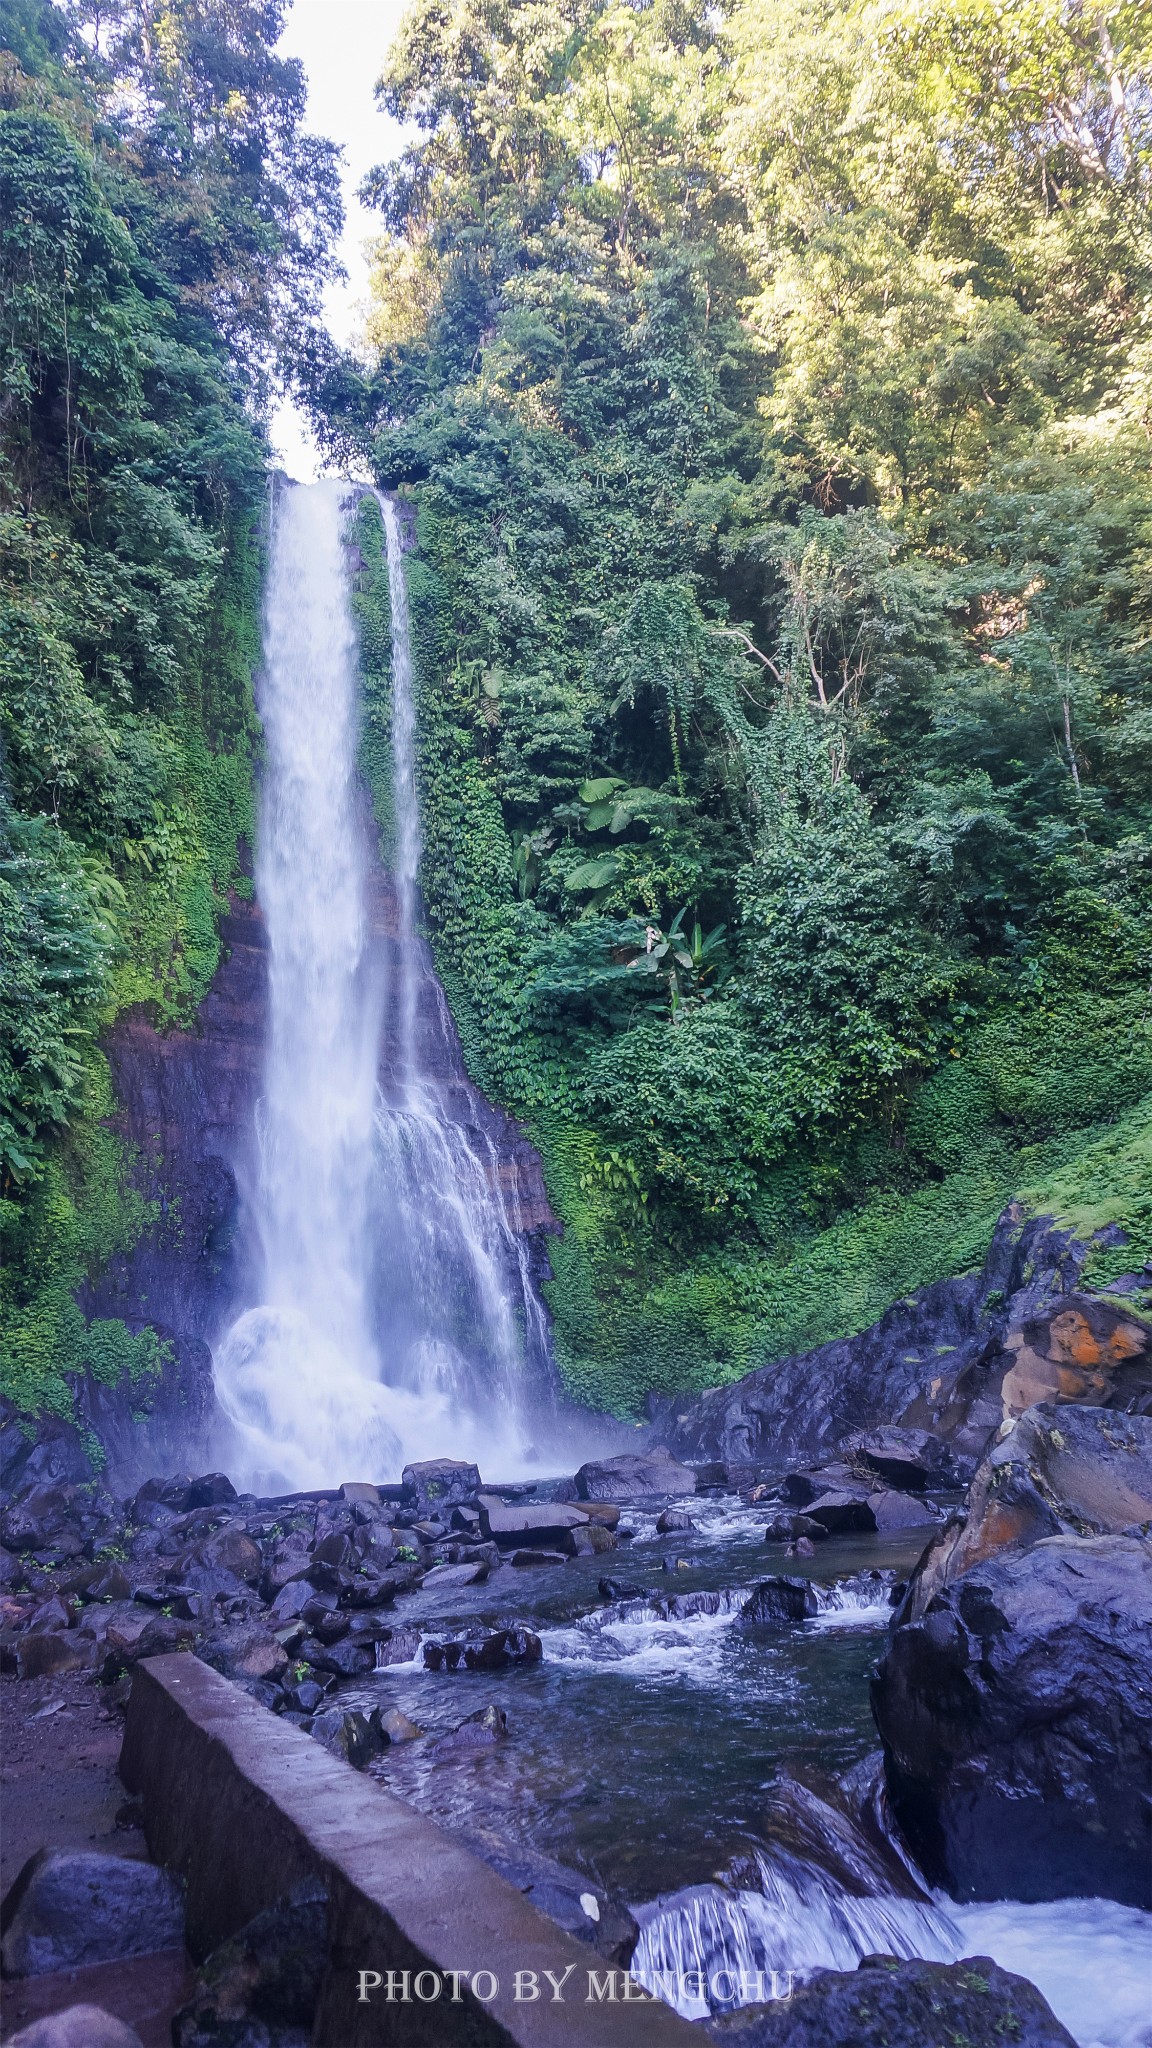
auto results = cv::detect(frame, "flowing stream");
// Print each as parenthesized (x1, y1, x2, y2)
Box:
(213, 479, 551, 1490)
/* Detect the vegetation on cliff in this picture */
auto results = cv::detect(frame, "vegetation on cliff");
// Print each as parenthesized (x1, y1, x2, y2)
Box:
(329, 0, 1152, 1408)
(0, 0, 340, 1412)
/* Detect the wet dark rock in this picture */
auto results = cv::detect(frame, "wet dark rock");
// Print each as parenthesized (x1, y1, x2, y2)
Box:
(8, 2008, 145, 2048)
(312, 1635, 378, 1678)
(843, 1425, 970, 1491)
(508, 1547, 566, 1567)
(173, 1883, 326, 2047)
(574, 1449, 696, 1501)
(423, 1625, 542, 1673)
(429, 1702, 508, 1757)
(402, 1458, 481, 1513)
(460, 1823, 638, 1964)
(288, 1680, 328, 1714)
(656, 1206, 1150, 1473)
(311, 1707, 388, 1768)
(740, 1577, 818, 1625)
(803, 1491, 877, 1534)
(705, 1954, 1076, 2047)
(599, 1576, 645, 1601)
(186, 1473, 238, 1510)
(764, 1514, 826, 1544)
(655, 1507, 695, 1533)
(0, 1849, 184, 1976)
(873, 1532, 1152, 1906)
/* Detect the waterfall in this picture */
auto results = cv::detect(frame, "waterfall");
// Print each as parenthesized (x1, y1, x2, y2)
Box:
(212, 479, 552, 1491)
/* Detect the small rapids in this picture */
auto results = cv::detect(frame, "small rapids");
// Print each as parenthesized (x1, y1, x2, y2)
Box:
(629, 1779, 1152, 2048)
(541, 1572, 898, 1686)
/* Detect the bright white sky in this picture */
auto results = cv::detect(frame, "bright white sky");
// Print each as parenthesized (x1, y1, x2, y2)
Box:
(270, 0, 410, 479)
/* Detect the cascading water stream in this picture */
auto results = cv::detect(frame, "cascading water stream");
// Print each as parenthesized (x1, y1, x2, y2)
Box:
(212, 479, 552, 1490)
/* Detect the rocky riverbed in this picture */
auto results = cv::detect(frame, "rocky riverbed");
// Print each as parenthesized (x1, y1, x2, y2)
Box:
(2, 1403, 1150, 2046)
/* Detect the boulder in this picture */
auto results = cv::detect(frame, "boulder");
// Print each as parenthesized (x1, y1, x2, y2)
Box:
(311, 1708, 388, 1769)
(0, 1399, 94, 1502)
(843, 1425, 969, 1492)
(373, 1626, 421, 1666)
(764, 1515, 826, 1544)
(476, 1496, 589, 1548)
(429, 1703, 508, 1757)
(704, 1954, 1076, 2047)
(402, 1459, 480, 1513)
(872, 1533, 1152, 1905)
(17, 1632, 92, 1680)
(508, 1548, 566, 1567)
(869, 1489, 942, 1532)
(173, 1884, 326, 2047)
(378, 1707, 422, 1743)
(574, 1449, 696, 1501)
(740, 1577, 818, 1625)
(656, 1507, 695, 1533)
(423, 1626, 542, 1673)
(569, 1524, 617, 1557)
(8, 2008, 144, 2048)
(0, 1851, 184, 1976)
(901, 1404, 1152, 1622)
(192, 1525, 263, 1584)
(308, 1636, 377, 1678)
(185, 1473, 238, 1510)
(803, 1491, 877, 1534)
(198, 1629, 288, 1683)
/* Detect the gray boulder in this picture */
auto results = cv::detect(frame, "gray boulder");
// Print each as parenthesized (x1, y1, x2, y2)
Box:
(574, 1450, 696, 1501)
(477, 1495, 589, 1548)
(0, 1851, 184, 1976)
(872, 1532, 1152, 1906)
(705, 1954, 1075, 2047)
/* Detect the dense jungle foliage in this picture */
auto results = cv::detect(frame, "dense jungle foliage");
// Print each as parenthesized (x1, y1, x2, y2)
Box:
(0, 0, 339, 1414)
(326, 0, 1152, 1407)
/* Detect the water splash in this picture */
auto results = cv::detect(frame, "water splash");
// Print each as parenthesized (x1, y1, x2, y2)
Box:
(212, 480, 553, 1488)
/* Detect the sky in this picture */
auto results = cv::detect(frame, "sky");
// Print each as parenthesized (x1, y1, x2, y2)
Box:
(270, 0, 410, 480)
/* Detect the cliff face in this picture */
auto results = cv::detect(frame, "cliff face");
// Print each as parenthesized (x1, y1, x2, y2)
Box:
(80, 846, 559, 1489)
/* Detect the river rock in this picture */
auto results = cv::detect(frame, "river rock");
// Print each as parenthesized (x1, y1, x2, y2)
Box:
(311, 1707, 388, 1768)
(705, 1953, 1076, 2047)
(373, 1626, 421, 1665)
(0, 1850, 185, 1976)
(803, 1491, 877, 1534)
(477, 1496, 589, 1548)
(869, 1489, 942, 1532)
(872, 1532, 1152, 1905)
(764, 1515, 826, 1544)
(402, 1459, 481, 1513)
(173, 1884, 326, 2047)
(423, 1626, 542, 1672)
(655, 1507, 695, 1532)
(569, 1522, 616, 1556)
(430, 1703, 508, 1757)
(574, 1450, 696, 1501)
(842, 1425, 968, 1491)
(185, 1473, 238, 1510)
(740, 1577, 818, 1624)
(421, 1560, 489, 1587)
(8, 2009, 145, 2048)
(378, 1706, 422, 1742)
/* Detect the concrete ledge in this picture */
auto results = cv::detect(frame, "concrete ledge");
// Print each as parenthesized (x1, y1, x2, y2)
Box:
(120, 1654, 697, 2046)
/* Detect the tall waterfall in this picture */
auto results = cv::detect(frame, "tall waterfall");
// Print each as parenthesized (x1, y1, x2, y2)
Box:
(213, 479, 551, 1491)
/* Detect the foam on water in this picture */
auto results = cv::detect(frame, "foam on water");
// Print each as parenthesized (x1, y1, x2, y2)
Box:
(632, 1859, 1151, 2045)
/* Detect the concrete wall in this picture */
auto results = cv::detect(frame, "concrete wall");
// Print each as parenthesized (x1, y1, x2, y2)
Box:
(120, 1655, 698, 2046)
